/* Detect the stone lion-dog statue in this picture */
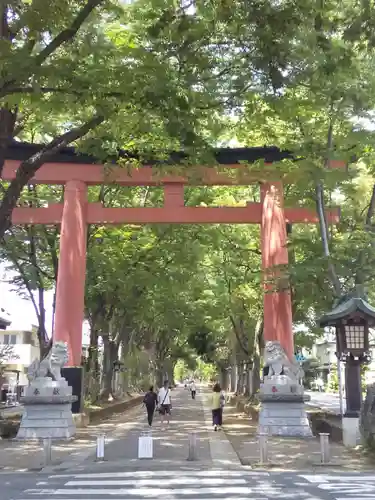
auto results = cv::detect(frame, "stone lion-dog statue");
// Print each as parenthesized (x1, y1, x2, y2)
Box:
(27, 341, 69, 383)
(263, 340, 303, 383)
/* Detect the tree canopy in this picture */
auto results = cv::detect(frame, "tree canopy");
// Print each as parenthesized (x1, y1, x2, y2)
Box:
(3, 0, 375, 398)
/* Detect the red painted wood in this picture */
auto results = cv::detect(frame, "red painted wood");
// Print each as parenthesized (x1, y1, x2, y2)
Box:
(12, 204, 63, 224)
(261, 182, 293, 359)
(2, 159, 347, 186)
(4, 155, 344, 364)
(53, 181, 87, 366)
(12, 204, 340, 225)
(164, 184, 184, 207)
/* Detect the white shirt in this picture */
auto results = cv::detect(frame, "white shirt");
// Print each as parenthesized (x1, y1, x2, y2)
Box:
(190, 383, 196, 391)
(158, 387, 171, 405)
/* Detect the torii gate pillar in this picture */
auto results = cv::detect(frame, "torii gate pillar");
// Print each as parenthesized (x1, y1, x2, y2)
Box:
(259, 183, 312, 437)
(53, 180, 88, 366)
(261, 181, 293, 359)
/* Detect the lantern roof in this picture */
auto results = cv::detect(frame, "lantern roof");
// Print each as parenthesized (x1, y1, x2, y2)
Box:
(319, 295, 375, 327)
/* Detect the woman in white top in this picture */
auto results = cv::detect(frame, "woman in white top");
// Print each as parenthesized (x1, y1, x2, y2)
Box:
(190, 381, 196, 399)
(157, 380, 172, 426)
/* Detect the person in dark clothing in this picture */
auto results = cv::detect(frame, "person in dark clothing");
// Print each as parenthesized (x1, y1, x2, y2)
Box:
(143, 385, 158, 427)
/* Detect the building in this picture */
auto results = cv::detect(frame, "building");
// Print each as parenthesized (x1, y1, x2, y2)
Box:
(0, 327, 40, 387)
(309, 328, 375, 387)
(310, 330, 337, 383)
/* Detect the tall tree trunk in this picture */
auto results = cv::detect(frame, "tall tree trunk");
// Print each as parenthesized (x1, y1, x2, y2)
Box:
(155, 358, 164, 388)
(0, 106, 17, 177)
(87, 326, 100, 401)
(243, 361, 251, 396)
(315, 182, 341, 297)
(355, 183, 375, 289)
(100, 336, 119, 400)
(171, 360, 177, 385)
(314, 124, 342, 297)
(250, 319, 263, 397)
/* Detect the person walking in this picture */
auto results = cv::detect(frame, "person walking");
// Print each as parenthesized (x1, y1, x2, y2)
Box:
(190, 381, 196, 399)
(211, 382, 222, 431)
(143, 385, 158, 427)
(157, 380, 172, 427)
(219, 389, 225, 426)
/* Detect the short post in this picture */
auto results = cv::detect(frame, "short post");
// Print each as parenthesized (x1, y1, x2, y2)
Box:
(319, 432, 330, 464)
(96, 434, 105, 461)
(258, 431, 268, 464)
(43, 438, 52, 466)
(187, 431, 197, 461)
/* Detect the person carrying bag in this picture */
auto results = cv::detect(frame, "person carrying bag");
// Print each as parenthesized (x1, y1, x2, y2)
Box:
(157, 380, 172, 427)
(143, 386, 158, 427)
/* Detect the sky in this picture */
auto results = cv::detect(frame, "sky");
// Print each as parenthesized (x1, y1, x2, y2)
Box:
(0, 262, 90, 344)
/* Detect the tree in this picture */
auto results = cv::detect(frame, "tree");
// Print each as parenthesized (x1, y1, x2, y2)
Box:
(231, 2, 375, 324)
(1, 0, 350, 238)
(0, 185, 60, 356)
(0, 0, 224, 237)
(0, 1, 110, 236)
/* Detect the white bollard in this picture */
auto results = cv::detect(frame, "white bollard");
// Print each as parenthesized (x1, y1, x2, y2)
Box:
(43, 438, 52, 466)
(138, 430, 153, 459)
(96, 434, 105, 461)
(187, 431, 198, 461)
(319, 432, 330, 464)
(258, 432, 268, 464)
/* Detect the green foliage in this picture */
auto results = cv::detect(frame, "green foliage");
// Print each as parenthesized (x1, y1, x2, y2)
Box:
(302, 357, 320, 389)
(5, 0, 375, 395)
(188, 326, 217, 363)
(328, 368, 339, 392)
(228, 0, 375, 322)
(174, 360, 189, 383)
(195, 359, 217, 382)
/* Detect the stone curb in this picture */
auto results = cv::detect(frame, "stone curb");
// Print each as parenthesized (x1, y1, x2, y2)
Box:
(48, 459, 216, 473)
(40, 460, 276, 475)
(249, 460, 345, 469)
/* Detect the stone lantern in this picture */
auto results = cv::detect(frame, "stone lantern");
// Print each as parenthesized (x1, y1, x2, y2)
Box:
(318, 295, 374, 446)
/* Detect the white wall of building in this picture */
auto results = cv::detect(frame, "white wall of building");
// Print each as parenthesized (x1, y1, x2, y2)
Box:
(0, 329, 39, 386)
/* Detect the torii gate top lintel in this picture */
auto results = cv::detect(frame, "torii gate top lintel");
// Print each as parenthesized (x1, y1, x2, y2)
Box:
(3, 142, 345, 187)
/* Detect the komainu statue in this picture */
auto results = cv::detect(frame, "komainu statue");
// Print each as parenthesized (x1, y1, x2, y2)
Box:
(263, 340, 303, 383)
(27, 341, 69, 383)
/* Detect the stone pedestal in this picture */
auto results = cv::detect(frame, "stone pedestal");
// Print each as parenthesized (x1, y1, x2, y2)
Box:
(257, 375, 312, 437)
(16, 376, 77, 440)
(343, 416, 360, 447)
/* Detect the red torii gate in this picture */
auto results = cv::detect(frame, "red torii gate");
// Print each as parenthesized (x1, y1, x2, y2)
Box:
(3, 145, 341, 366)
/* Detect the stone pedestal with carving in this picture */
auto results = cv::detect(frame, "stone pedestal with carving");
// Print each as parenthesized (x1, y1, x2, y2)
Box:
(258, 377, 312, 437)
(17, 377, 77, 440)
(16, 341, 77, 441)
(257, 342, 313, 438)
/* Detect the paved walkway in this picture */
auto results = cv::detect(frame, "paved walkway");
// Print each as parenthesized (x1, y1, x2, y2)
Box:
(0, 385, 373, 475)
(0, 401, 142, 472)
(66, 386, 233, 468)
(46, 386, 243, 472)
(223, 397, 374, 471)
(91, 386, 211, 464)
